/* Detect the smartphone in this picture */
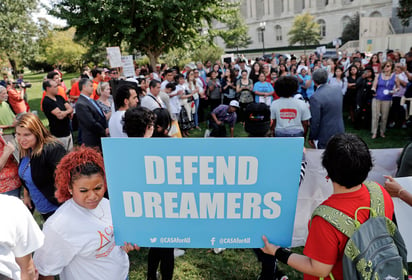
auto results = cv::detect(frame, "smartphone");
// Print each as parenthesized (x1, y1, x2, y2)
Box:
(400, 58, 406, 67)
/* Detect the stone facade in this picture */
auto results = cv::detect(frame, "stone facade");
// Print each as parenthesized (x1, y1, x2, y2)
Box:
(215, 0, 396, 52)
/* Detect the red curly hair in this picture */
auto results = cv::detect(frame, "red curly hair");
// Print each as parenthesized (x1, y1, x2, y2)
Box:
(55, 146, 107, 203)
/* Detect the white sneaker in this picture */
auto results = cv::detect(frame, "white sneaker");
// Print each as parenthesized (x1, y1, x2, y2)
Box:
(213, 248, 226, 254)
(204, 129, 211, 138)
(174, 248, 185, 258)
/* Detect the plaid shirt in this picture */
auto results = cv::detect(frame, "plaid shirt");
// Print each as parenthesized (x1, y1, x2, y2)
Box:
(212, 104, 237, 127)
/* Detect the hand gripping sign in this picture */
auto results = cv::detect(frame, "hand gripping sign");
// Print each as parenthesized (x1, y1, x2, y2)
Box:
(102, 138, 303, 248)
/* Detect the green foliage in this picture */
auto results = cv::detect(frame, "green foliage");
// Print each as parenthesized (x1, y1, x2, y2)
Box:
(0, 0, 40, 73)
(45, 28, 87, 71)
(216, 9, 252, 50)
(51, 0, 240, 68)
(398, 0, 412, 32)
(288, 13, 321, 51)
(28, 26, 87, 72)
(341, 13, 359, 44)
(162, 45, 224, 69)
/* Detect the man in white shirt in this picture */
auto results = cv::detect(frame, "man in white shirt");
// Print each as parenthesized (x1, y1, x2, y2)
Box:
(141, 80, 166, 111)
(109, 84, 139, 137)
(160, 69, 175, 90)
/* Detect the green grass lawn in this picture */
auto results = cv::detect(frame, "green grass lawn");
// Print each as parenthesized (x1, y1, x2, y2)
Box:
(24, 72, 410, 280)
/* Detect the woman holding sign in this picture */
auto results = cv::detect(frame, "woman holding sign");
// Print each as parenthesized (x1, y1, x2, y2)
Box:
(123, 106, 176, 280)
(34, 146, 139, 280)
(261, 133, 396, 280)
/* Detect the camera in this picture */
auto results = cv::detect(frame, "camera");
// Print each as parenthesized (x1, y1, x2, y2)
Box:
(12, 81, 32, 89)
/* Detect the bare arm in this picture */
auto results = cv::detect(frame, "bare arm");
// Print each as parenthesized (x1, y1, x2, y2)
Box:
(384, 176, 412, 206)
(302, 120, 309, 139)
(270, 119, 276, 136)
(15, 254, 37, 280)
(261, 236, 333, 278)
(371, 75, 378, 95)
(0, 140, 14, 170)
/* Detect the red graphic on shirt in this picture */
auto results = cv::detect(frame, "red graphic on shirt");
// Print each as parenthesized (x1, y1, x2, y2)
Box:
(280, 108, 297, 122)
(96, 225, 115, 258)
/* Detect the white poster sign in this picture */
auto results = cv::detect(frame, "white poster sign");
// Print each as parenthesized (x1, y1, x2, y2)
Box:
(121, 55, 135, 77)
(106, 47, 122, 68)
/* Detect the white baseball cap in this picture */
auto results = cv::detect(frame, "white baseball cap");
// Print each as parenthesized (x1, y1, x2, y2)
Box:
(229, 100, 240, 108)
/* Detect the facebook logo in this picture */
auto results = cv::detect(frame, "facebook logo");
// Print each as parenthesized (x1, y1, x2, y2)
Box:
(210, 237, 216, 246)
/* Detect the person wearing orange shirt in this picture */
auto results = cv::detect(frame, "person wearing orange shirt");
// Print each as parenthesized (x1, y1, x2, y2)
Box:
(91, 68, 105, 100)
(6, 82, 28, 115)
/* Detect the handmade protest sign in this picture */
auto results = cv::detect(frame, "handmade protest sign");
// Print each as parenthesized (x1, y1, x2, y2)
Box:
(102, 138, 303, 248)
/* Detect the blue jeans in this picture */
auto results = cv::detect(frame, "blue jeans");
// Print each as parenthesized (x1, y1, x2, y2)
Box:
(274, 131, 304, 137)
(193, 98, 199, 127)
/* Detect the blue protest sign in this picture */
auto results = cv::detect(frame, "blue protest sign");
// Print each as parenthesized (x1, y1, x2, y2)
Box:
(102, 138, 303, 248)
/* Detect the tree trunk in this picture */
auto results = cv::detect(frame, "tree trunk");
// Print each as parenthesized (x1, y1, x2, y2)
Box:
(6, 54, 18, 79)
(147, 51, 159, 72)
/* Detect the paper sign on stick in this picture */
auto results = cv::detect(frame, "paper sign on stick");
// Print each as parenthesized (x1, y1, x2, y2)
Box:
(121, 55, 135, 77)
(106, 47, 122, 68)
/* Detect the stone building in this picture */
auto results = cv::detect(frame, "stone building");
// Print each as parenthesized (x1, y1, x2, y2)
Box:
(215, 0, 410, 53)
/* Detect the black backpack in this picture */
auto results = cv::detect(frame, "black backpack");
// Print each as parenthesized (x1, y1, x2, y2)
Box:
(244, 103, 270, 136)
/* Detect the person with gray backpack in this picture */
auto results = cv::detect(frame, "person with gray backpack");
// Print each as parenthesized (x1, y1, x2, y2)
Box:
(261, 133, 408, 280)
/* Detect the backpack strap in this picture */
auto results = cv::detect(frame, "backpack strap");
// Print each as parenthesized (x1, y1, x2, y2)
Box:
(311, 181, 384, 238)
(363, 181, 385, 217)
(311, 205, 356, 238)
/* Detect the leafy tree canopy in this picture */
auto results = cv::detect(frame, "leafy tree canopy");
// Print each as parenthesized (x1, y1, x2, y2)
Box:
(51, 0, 242, 67)
(288, 13, 321, 50)
(341, 12, 359, 44)
(217, 10, 252, 51)
(398, 0, 412, 32)
(0, 0, 40, 73)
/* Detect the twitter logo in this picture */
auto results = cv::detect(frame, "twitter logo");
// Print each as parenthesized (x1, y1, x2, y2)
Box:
(150, 237, 157, 243)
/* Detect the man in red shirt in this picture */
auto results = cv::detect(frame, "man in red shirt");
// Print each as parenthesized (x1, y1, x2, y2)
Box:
(91, 68, 105, 100)
(261, 133, 394, 280)
(6, 82, 28, 115)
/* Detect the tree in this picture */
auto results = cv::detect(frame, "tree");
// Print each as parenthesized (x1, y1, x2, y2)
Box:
(341, 13, 359, 44)
(43, 28, 87, 72)
(217, 10, 252, 53)
(398, 0, 412, 33)
(50, 0, 241, 68)
(0, 0, 40, 75)
(28, 23, 88, 72)
(288, 13, 321, 53)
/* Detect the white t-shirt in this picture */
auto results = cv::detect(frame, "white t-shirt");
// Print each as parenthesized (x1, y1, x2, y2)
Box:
(34, 198, 129, 280)
(0, 195, 44, 280)
(140, 93, 165, 111)
(270, 97, 311, 134)
(109, 110, 127, 138)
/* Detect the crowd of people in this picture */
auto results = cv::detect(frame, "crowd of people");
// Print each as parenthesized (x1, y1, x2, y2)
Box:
(1, 46, 412, 280)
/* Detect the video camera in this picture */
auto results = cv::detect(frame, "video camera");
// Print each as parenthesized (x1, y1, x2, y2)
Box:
(12, 81, 32, 89)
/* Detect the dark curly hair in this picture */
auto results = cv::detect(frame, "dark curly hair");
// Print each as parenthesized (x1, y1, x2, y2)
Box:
(123, 107, 156, 137)
(55, 146, 106, 203)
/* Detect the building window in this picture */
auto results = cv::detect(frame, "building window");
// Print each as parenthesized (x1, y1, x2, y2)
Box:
(325, 0, 328, 6)
(302, 0, 305, 9)
(281, 0, 284, 13)
(318, 19, 326, 37)
(370, 11, 382, 18)
(275, 25, 282, 41)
